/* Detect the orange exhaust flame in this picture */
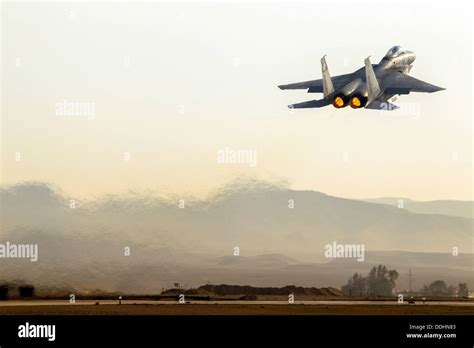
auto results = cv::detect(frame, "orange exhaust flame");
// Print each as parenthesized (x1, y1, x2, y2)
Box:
(333, 96, 345, 108)
(350, 96, 362, 108)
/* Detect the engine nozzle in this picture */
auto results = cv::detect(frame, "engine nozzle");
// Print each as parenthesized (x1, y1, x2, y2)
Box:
(332, 94, 349, 108)
(349, 95, 368, 109)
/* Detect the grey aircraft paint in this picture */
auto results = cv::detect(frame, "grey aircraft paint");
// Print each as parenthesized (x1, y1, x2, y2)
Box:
(278, 46, 445, 110)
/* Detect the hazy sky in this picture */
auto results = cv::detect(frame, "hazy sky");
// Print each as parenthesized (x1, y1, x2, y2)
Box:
(1, 0, 472, 200)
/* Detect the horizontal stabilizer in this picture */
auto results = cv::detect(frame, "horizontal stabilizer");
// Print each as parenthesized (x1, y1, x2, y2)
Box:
(289, 99, 331, 109)
(307, 85, 324, 93)
(277, 73, 353, 93)
(278, 80, 318, 90)
(365, 100, 399, 111)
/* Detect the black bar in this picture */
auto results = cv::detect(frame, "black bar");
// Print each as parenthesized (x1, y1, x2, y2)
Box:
(0, 315, 472, 346)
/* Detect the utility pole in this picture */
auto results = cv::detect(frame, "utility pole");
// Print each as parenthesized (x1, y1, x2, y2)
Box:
(408, 269, 412, 294)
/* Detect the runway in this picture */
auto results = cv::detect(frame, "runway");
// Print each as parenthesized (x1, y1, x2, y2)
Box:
(1, 299, 473, 306)
(1, 300, 472, 315)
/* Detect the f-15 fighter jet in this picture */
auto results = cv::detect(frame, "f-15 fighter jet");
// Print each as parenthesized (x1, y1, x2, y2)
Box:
(278, 46, 445, 110)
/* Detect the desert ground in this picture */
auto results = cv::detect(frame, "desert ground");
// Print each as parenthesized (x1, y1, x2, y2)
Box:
(1, 300, 473, 315)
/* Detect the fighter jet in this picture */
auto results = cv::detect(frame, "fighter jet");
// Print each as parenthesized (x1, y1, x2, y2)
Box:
(278, 46, 445, 110)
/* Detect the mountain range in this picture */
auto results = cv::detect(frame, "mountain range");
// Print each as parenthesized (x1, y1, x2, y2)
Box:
(1, 180, 472, 293)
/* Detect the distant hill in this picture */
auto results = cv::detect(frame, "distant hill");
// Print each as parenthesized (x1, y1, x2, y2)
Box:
(216, 254, 301, 268)
(1, 180, 472, 293)
(361, 197, 473, 219)
(197, 284, 344, 297)
(327, 250, 473, 270)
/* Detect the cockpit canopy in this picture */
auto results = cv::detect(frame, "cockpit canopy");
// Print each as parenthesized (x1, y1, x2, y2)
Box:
(383, 46, 407, 59)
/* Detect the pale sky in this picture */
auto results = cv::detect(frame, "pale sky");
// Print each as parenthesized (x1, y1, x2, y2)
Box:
(1, 0, 472, 200)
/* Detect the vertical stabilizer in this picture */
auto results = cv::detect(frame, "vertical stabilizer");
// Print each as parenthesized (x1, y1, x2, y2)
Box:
(321, 55, 334, 98)
(364, 56, 381, 106)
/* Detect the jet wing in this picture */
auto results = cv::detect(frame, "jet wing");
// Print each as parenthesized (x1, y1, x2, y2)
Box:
(278, 73, 353, 93)
(381, 71, 445, 95)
